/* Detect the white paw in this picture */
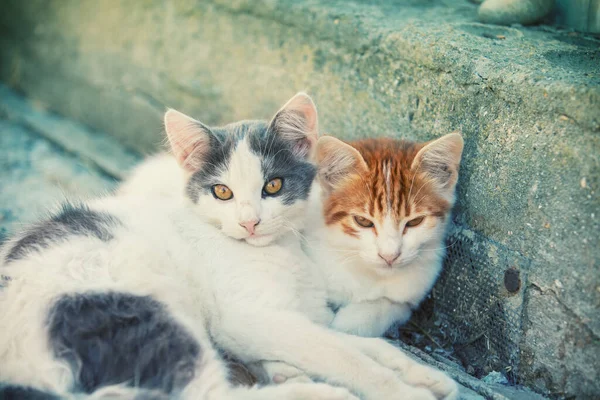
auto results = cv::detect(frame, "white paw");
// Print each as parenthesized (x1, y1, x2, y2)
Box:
(263, 361, 312, 384)
(273, 373, 313, 384)
(402, 387, 437, 400)
(403, 365, 459, 400)
(287, 383, 360, 400)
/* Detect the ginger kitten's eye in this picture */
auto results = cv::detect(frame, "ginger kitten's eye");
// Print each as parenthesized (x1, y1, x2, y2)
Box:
(406, 216, 425, 228)
(353, 215, 374, 228)
(212, 184, 233, 200)
(263, 178, 283, 195)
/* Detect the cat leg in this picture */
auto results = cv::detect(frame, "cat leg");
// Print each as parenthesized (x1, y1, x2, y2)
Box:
(180, 344, 357, 400)
(222, 383, 360, 400)
(0, 288, 75, 395)
(335, 333, 459, 400)
(213, 308, 437, 400)
(246, 360, 312, 384)
(331, 300, 412, 337)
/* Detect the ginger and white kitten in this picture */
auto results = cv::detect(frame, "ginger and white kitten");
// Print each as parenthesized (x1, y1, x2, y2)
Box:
(305, 134, 464, 338)
(0, 94, 457, 400)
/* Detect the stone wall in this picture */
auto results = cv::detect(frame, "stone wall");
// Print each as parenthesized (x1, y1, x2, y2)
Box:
(0, 1, 598, 397)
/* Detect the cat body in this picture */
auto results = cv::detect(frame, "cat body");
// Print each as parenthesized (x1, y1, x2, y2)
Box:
(0, 190, 340, 400)
(0, 94, 457, 400)
(118, 137, 463, 339)
(306, 135, 464, 338)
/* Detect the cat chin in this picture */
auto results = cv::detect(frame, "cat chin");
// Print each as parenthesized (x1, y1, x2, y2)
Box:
(245, 234, 276, 247)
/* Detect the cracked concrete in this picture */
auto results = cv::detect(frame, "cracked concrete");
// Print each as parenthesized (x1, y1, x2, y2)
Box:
(0, 0, 597, 397)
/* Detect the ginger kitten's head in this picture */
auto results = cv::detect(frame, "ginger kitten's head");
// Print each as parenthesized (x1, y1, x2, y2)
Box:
(316, 134, 463, 269)
(164, 93, 318, 246)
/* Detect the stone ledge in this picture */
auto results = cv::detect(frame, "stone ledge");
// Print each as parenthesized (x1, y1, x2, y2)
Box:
(212, 0, 599, 130)
(0, 84, 140, 180)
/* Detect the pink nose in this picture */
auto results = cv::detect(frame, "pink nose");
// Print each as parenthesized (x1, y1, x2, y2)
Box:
(379, 252, 400, 266)
(239, 219, 260, 234)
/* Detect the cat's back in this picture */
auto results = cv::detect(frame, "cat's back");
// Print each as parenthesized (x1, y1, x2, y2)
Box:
(1, 201, 123, 267)
(117, 153, 183, 199)
(0, 195, 191, 289)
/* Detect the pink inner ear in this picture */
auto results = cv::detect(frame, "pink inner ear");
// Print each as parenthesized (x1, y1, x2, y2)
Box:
(293, 137, 313, 159)
(296, 102, 318, 136)
(164, 109, 209, 172)
(278, 93, 319, 138)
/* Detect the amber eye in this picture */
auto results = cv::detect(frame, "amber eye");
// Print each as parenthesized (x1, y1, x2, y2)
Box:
(263, 178, 283, 195)
(212, 184, 233, 201)
(353, 215, 374, 228)
(406, 216, 425, 228)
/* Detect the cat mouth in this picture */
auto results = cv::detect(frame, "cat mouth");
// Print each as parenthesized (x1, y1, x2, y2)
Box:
(375, 259, 403, 269)
(245, 233, 275, 247)
(246, 231, 265, 238)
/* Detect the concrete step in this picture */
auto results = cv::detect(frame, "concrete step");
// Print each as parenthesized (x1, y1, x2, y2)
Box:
(0, 84, 139, 239)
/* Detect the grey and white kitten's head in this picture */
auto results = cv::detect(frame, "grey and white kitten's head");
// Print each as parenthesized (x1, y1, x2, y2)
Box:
(165, 93, 318, 247)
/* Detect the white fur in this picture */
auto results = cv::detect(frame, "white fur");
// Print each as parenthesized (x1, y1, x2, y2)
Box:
(303, 184, 447, 338)
(0, 140, 457, 400)
(118, 153, 184, 198)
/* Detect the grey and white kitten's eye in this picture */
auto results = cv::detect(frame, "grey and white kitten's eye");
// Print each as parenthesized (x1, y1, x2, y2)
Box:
(212, 184, 234, 201)
(263, 178, 283, 196)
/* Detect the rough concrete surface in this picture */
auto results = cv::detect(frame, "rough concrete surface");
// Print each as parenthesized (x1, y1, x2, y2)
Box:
(0, 115, 118, 241)
(0, 0, 598, 398)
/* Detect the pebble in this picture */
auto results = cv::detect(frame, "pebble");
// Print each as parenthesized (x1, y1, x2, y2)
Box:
(554, 279, 563, 289)
(482, 371, 509, 385)
(478, 0, 554, 26)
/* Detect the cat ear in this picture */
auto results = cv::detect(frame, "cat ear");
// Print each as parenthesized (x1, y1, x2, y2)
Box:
(268, 92, 318, 159)
(411, 132, 464, 199)
(164, 109, 214, 172)
(316, 136, 368, 193)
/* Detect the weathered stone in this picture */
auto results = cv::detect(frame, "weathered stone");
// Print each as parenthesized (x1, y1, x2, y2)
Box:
(0, 119, 117, 240)
(0, 85, 140, 180)
(520, 287, 600, 398)
(0, 0, 597, 397)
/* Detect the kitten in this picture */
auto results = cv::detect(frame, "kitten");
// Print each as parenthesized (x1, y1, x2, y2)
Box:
(305, 134, 464, 338)
(0, 94, 456, 400)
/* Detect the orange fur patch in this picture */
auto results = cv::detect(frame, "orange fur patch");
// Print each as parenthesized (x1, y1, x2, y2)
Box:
(323, 138, 451, 235)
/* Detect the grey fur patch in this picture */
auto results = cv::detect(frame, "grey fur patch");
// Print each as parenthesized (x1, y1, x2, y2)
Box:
(4, 203, 120, 263)
(185, 122, 243, 203)
(48, 292, 201, 395)
(250, 123, 316, 205)
(185, 120, 315, 205)
(0, 384, 61, 400)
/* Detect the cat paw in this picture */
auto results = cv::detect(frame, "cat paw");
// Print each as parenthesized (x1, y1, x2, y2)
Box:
(272, 373, 313, 384)
(263, 361, 312, 384)
(407, 387, 438, 400)
(286, 383, 359, 400)
(385, 386, 436, 400)
(402, 365, 459, 400)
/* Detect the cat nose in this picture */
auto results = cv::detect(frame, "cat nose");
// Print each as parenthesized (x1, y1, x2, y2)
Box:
(239, 219, 260, 234)
(378, 252, 400, 266)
